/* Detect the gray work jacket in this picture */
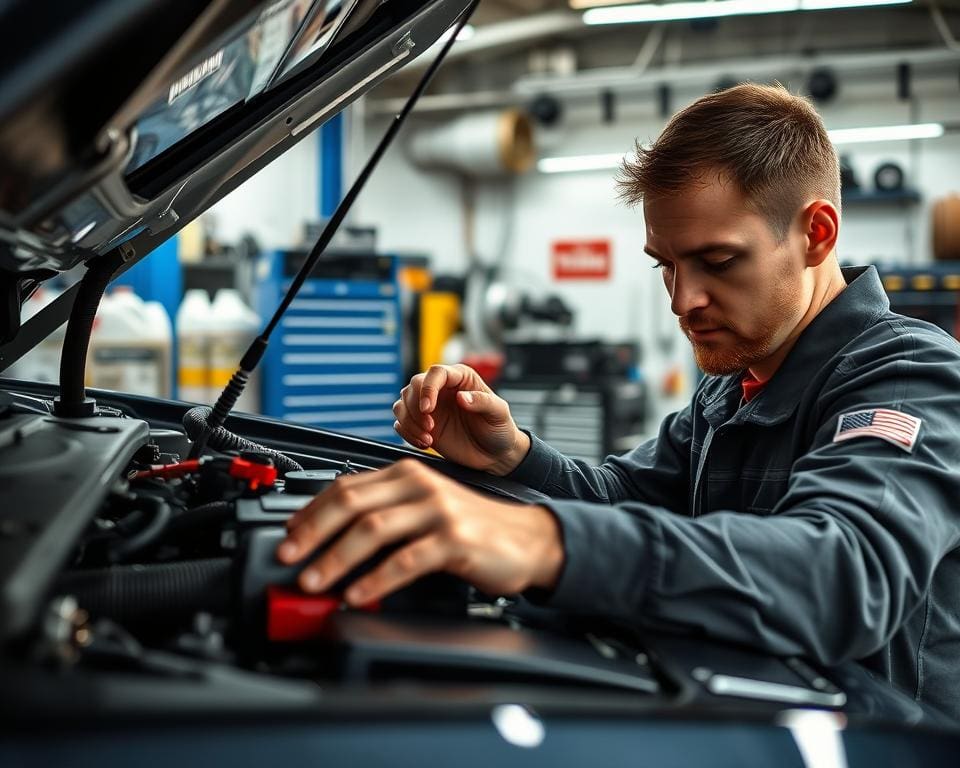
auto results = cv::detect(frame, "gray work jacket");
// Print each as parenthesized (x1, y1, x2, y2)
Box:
(509, 266, 960, 720)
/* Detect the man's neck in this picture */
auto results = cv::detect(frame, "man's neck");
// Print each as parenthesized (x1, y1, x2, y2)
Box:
(749, 260, 847, 381)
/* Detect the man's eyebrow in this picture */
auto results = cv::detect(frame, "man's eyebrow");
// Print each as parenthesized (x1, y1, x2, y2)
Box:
(644, 243, 745, 260)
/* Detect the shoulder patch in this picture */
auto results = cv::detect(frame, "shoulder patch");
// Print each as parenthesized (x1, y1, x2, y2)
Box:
(833, 408, 921, 453)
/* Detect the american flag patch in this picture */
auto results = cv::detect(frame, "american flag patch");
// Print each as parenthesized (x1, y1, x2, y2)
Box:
(833, 408, 921, 453)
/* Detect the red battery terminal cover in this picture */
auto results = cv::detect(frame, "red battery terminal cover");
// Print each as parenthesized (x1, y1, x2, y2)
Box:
(227, 457, 277, 491)
(266, 587, 382, 642)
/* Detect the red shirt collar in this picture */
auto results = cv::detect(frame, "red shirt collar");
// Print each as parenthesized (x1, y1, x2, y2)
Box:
(741, 372, 767, 403)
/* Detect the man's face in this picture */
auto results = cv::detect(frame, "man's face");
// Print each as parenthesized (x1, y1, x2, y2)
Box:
(643, 173, 810, 377)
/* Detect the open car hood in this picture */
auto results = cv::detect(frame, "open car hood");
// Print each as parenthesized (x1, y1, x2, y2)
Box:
(0, 0, 470, 364)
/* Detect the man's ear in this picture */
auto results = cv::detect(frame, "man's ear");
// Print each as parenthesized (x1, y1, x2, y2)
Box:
(803, 201, 839, 267)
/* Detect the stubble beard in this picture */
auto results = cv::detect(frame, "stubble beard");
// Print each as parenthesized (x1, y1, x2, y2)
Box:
(687, 330, 780, 376)
(682, 276, 799, 377)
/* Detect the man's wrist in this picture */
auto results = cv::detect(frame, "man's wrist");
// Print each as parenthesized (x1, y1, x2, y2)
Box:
(490, 430, 531, 476)
(528, 504, 565, 591)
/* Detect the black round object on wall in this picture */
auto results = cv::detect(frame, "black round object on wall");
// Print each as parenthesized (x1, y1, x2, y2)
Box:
(874, 161, 905, 192)
(806, 67, 837, 104)
(529, 94, 563, 127)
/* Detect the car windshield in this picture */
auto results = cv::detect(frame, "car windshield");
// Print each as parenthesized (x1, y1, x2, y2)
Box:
(126, 0, 360, 173)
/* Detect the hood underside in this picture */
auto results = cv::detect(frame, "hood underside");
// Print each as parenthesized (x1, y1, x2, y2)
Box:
(0, 0, 470, 360)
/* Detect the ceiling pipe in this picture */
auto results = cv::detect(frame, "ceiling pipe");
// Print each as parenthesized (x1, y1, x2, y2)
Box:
(368, 45, 960, 116)
(398, 11, 585, 71)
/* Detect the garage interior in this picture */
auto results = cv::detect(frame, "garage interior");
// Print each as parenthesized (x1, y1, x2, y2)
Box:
(11, 0, 960, 463)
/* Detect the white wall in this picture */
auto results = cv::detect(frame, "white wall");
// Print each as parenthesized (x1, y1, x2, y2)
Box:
(207, 135, 319, 250)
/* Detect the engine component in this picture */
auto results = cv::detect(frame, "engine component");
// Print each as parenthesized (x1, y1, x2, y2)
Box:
(55, 558, 232, 627)
(283, 469, 339, 495)
(239, 527, 470, 643)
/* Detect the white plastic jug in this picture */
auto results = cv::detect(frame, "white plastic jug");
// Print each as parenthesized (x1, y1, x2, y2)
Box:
(208, 289, 261, 413)
(88, 287, 169, 397)
(176, 289, 213, 403)
(7, 287, 65, 383)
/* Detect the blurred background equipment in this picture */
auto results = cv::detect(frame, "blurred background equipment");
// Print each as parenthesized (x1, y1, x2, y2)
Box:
(407, 109, 536, 177)
(498, 340, 646, 465)
(932, 195, 960, 262)
(255, 249, 403, 443)
(873, 161, 905, 193)
(874, 263, 960, 340)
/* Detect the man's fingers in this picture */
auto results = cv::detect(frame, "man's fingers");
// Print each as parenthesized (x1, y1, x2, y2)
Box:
(278, 472, 424, 562)
(297, 502, 438, 594)
(344, 534, 448, 606)
(392, 399, 432, 447)
(419, 365, 468, 414)
(394, 420, 430, 449)
(401, 381, 433, 431)
(456, 390, 508, 423)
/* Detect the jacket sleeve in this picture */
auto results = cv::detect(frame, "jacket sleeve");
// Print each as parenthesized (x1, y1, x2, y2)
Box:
(507, 399, 695, 513)
(533, 326, 960, 665)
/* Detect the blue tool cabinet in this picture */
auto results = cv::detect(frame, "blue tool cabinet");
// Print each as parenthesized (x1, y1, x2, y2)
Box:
(256, 250, 404, 443)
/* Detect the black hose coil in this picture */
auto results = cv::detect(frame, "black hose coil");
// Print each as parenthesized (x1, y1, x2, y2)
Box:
(182, 406, 303, 475)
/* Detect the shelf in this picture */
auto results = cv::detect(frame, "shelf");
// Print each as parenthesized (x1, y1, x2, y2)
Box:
(842, 189, 921, 205)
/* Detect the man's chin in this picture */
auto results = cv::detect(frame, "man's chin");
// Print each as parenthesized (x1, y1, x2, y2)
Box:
(691, 343, 755, 376)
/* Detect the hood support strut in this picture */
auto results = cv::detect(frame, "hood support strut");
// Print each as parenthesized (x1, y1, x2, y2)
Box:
(188, 0, 480, 459)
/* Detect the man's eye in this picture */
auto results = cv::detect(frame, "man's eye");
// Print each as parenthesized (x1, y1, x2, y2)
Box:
(651, 261, 673, 271)
(705, 258, 736, 273)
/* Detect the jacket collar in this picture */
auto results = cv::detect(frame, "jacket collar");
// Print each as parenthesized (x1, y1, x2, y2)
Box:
(700, 265, 890, 428)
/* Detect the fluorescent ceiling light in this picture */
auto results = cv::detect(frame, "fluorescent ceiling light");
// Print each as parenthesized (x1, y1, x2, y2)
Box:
(438, 24, 475, 42)
(828, 122, 944, 144)
(581, 0, 912, 25)
(537, 153, 626, 173)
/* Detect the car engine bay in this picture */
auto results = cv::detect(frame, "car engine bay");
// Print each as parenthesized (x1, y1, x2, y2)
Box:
(0, 387, 946, 737)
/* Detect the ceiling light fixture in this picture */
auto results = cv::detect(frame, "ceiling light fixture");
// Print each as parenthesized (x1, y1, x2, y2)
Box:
(537, 153, 626, 173)
(580, 0, 912, 25)
(828, 122, 945, 144)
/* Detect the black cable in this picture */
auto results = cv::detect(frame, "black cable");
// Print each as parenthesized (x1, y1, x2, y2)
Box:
(54, 251, 126, 417)
(188, 1, 480, 459)
(182, 405, 303, 474)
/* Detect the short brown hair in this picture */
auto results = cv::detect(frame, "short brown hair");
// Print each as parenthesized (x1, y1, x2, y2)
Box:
(617, 83, 840, 239)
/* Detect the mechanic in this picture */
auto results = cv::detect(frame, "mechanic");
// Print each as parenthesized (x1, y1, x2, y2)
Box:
(278, 84, 960, 718)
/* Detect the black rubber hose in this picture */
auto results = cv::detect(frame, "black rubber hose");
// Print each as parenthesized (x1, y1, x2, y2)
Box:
(57, 251, 126, 411)
(107, 495, 173, 563)
(182, 406, 303, 475)
(167, 501, 233, 534)
(55, 559, 233, 626)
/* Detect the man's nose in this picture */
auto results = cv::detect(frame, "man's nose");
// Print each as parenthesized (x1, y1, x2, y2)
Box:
(669, 269, 710, 317)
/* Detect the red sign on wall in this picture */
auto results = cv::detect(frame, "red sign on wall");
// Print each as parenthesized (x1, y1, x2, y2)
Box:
(551, 239, 612, 280)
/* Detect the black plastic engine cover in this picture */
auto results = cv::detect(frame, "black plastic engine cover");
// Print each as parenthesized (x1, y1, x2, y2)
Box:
(0, 414, 148, 639)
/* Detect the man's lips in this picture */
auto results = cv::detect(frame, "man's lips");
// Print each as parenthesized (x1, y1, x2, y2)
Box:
(681, 323, 728, 341)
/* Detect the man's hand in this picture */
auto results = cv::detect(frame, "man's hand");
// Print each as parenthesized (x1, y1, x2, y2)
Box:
(393, 364, 530, 476)
(276, 459, 564, 605)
